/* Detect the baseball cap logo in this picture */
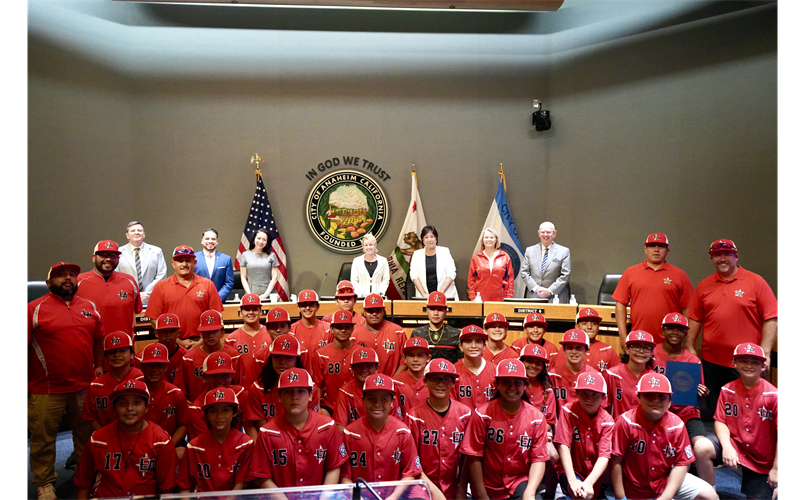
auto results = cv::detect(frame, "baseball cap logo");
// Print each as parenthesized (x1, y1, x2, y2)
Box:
(493, 314, 500, 321)
(303, 292, 311, 299)
(111, 337, 121, 345)
(506, 361, 518, 373)
(288, 372, 299, 382)
(339, 312, 347, 320)
(470, 326, 479, 333)
(673, 314, 682, 322)
(214, 390, 225, 400)
(273, 311, 281, 318)
(124, 381, 135, 388)
(438, 361, 449, 371)
(636, 332, 645, 340)
(164, 317, 173, 324)
(653, 234, 662, 241)
(434, 295, 442, 302)
(570, 332, 578, 340)
(151, 347, 161, 357)
(585, 309, 594, 315)
(216, 356, 226, 366)
(649, 377, 661, 388)
(105, 242, 113, 249)
(370, 296, 378, 304)
(205, 315, 215, 324)
(359, 351, 368, 359)
(413, 339, 422, 346)
(585, 375, 595, 385)
(374, 376, 384, 386)
(281, 340, 291, 350)
(248, 296, 256, 303)
(745, 345, 755, 353)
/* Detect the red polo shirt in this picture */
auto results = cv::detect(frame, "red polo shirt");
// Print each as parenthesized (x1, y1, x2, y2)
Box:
(76, 270, 142, 340)
(145, 273, 223, 339)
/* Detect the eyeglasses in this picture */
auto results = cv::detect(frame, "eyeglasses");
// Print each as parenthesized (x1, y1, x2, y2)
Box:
(710, 241, 737, 252)
(629, 344, 655, 353)
(426, 376, 455, 385)
(174, 248, 194, 256)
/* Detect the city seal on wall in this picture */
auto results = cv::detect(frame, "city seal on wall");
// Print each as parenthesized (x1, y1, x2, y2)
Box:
(306, 170, 389, 253)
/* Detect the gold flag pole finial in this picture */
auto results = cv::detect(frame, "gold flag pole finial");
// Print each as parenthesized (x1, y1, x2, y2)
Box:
(412, 159, 415, 173)
(499, 162, 507, 193)
(251, 153, 263, 181)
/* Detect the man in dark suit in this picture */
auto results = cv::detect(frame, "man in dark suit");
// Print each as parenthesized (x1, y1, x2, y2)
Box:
(520, 221, 572, 303)
(117, 220, 167, 305)
(193, 228, 235, 302)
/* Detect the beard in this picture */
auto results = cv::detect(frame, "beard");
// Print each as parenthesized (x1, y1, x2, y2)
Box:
(50, 282, 77, 299)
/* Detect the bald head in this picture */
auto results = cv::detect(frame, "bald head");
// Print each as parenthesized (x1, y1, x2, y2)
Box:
(538, 222, 556, 247)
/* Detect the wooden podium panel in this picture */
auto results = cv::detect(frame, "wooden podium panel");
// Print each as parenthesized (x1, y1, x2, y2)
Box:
(579, 303, 630, 326)
(483, 301, 577, 321)
(391, 300, 483, 318)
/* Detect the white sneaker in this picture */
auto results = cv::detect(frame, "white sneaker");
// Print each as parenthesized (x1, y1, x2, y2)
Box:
(36, 483, 57, 500)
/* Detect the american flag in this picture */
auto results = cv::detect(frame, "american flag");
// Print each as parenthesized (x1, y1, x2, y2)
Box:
(234, 169, 289, 302)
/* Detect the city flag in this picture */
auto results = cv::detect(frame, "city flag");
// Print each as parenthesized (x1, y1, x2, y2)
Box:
(473, 170, 526, 299)
(235, 166, 289, 302)
(386, 171, 427, 300)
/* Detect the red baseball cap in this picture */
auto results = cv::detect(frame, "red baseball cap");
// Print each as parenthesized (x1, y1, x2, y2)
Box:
(626, 330, 655, 345)
(240, 294, 262, 307)
(202, 387, 239, 411)
(297, 289, 320, 303)
(460, 324, 488, 341)
(276, 367, 315, 391)
(198, 310, 224, 332)
(636, 373, 673, 394)
(47, 262, 81, 280)
(103, 332, 133, 352)
(156, 313, 181, 330)
(403, 337, 431, 354)
(484, 312, 509, 328)
(709, 239, 738, 255)
(427, 291, 447, 308)
(269, 334, 302, 357)
(362, 373, 396, 395)
(523, 313, 547, 328)
(363, 294, 385, 309)
(140, 343, 169, 364)
(645, 233, 669, 246)
(574, 371, 607, 395)
(351, 347, 380, 365)
(330, 310, 355, 326)
(424, 358, 459, 379)
(560, 329, 590, 348)
(266, 307, 291, 324)
(202, 351, 235, 375)
(576, 307, 602, 322)
(110, 380, 150, 405)
(93, 240, 121, 255)
(519, 343, 549, 364)
(662, 313, 689, 329)
(733, 342, 766, 362)
(172, 245, 196, 259)
(335, 280, 357, 298)
(495, 359, 528, 380)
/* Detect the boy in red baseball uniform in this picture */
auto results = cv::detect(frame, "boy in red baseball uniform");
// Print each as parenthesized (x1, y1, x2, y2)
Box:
(340, 374, 424, 491)
(452, 325, 496, 410)
(553, 371, 613, 500)
(483, 313, 519, 366)
(407, 359, 472, 500)
(550, 330, 598, 409)
(291, 289, 333, 358)
(511, 313, 558, 365)
(252, 367, 348, 488)
(82, 332, 144, 431)
(137, 342, 188, 459)
(694, 343, 777, 500)
(178, 387, 253, 493)
(74, 380, 176, 499)
(603, 330, 656, 420)
(186, 351, 250, 442)
(312, 310, 359, 416)
(322, 280, 366, 326)
(135, 313, 186, 385)
(224, 293, 271, 387)
(334, 347, 404, 431)
(611, 373, 717, 500)
(553, 308, 619, 372)
(352, 294, 407, 376)
(461, 359, 550, 500)
(394, 337, 432, 411)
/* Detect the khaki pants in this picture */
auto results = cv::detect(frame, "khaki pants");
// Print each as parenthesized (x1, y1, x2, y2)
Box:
(28, 389, 92, 486)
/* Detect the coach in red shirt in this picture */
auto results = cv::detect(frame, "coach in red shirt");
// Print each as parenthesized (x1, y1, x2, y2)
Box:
(145, 245, 223, 348)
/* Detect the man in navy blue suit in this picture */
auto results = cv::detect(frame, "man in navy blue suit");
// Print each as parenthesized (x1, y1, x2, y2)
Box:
(194, 228, 234, 302)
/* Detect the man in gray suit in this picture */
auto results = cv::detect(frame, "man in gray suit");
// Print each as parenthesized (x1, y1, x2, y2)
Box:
(520, 221, 572, 302)
(117, 220, 167, 305)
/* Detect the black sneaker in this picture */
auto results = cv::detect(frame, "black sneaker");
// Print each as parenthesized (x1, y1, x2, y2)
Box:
(64, 453, 79, 471)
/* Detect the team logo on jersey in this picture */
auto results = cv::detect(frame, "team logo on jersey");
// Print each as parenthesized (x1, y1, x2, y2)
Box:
(306, 170, 389, 254)
(214, 390, 226, 400)
(450, 429, 465, 448)
(598, 360, 609, 371)
(664, 278, 672, 284)
(758, 406, 773, 421)
(81, 309, 92, 318)
(231, 463, 241, 475)
(663, 445, 676, 458)
(383, 341, 396, 353)
(197, 291, 205, 298)
(735, 289, 745, 297)
(648, 377, 661, 388)
(287, 372, 299, 382)
(685, 445, 693, 459)
(118, 291, 129, 300)
(138, 454, 155, 474)
(392, 448, 402, 464)
(315, 445, 328, 464)
(506, 361, 518, 373)
(438, 360, 450, 372)
(164, 404, 176, 417)
(518, 433, 533, 453)
(585, 375, 596, 386)
(414, 456, 421, 470)
(339, 444, 347, 457)
(485, 386, 495, 399)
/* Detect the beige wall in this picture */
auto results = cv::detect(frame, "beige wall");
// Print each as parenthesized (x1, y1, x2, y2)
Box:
(28, 1, 777, 301)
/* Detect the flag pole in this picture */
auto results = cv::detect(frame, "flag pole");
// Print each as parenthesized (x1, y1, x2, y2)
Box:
(499, 161, 507, 193)
(251, 153, 263, 181)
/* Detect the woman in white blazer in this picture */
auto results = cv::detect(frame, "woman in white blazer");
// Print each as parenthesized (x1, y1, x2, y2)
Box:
(409, 225, 459, 300)
(350, 233, 390, 298)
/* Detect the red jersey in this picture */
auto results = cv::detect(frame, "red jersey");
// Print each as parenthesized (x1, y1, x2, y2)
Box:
(549, 362, 598, 409)
(291, 319, 333, 358)
(714, 378, 777, 474)
(511, 337, 559, 365)
(175, 345, 241, 402)
(74, 420, 176, 497)
(406, 399, 472, 500)
(252, 411, 348, 487)
(76, 269, 142, 340)
(341, 415, 423, 482)
(460, 400, 550, 500)
(186, 385, 248, 442)
(652, 348, 704, 423)
(28, 293, 105, 394)
(224, 326, 272, 387)
(351, 320, 407, 376)
(82, 368, 144, 427)
(611, 261, 694, 343)
(311, 342, 359, 410)
(140, 380, 188, 437)
(244, 380, 320, 423)
(482, 344, 519, 367)
(525, 382, 557, 427)
(553, 402, 613, 497)
(612, 408, 694, 500)
(603, 363, 654, 420)
(688, 266, 778, 367)
(393, 370, 428, 412)
(333, 379, 404, 428)
(552, 339, 621, 373)
(467, 250, 515, 301)
(144, 274, 224, 340)
(177, 429, 253, 492)
(451, 359, 496, 410)
(134, 343, 187, 385)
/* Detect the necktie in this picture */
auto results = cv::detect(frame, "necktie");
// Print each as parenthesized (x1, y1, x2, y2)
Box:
(134, 247, 143, 291)
(540, 246, 549, 274)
